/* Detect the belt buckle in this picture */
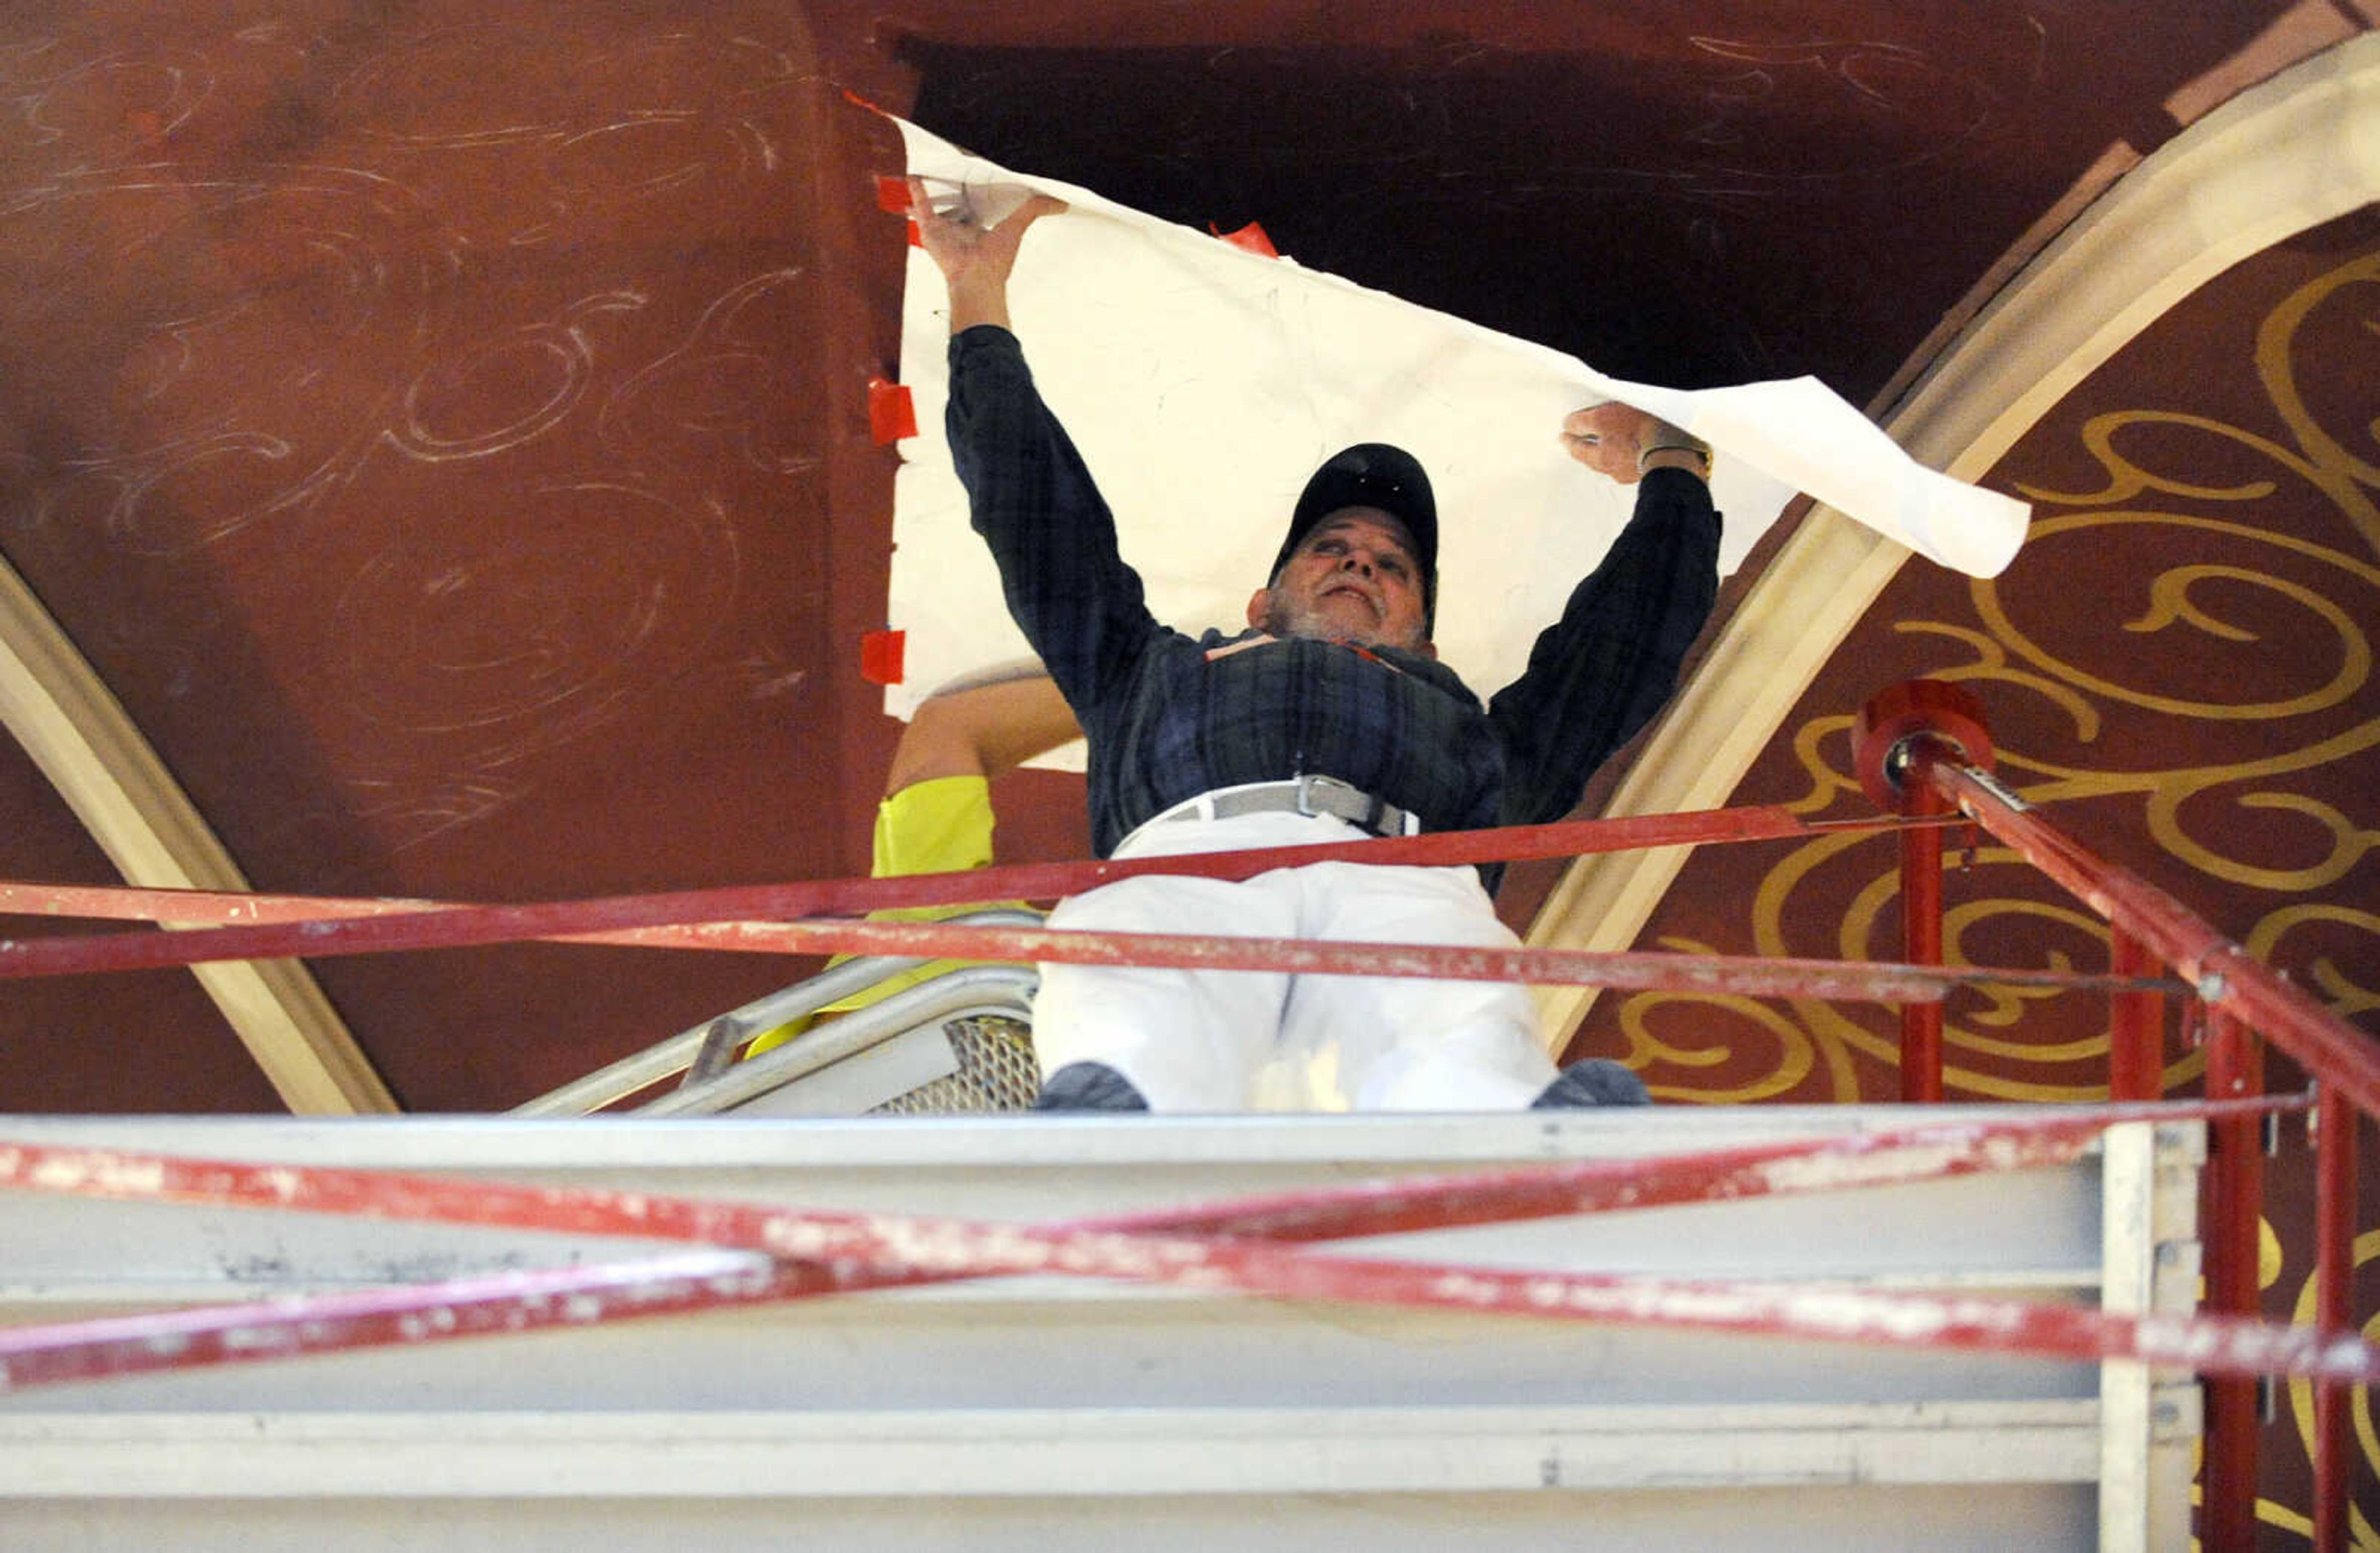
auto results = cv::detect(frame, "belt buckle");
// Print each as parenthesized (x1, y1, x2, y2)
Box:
(1295, 773, 1395, 837)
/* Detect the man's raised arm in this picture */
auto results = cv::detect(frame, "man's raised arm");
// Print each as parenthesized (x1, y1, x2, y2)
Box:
(1487, 401, 1721, 830)
(898, 173, 1152, 728)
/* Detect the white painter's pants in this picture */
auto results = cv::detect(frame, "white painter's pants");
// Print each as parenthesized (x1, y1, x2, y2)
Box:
(1031, 808, 1558, 1111)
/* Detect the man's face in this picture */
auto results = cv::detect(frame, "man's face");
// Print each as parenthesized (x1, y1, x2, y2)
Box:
(1246, 508, 1434, 655)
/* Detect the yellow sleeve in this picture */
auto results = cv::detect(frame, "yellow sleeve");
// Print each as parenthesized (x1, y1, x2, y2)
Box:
(742, 775, 1004, 1060)
(871, 775, 995, 877)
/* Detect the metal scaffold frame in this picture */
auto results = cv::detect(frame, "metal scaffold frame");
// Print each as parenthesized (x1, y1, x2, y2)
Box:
(0, 680, 2372, 1547)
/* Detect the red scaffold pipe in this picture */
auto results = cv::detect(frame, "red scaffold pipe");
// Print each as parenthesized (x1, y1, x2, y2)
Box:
(2312, 1086, 2359, 1553)
(2200, 1010, 2268, 1553)
(1897, 779, 1952, 1102)
(2107, 926, 2165, 1102)
(8, 1231, 2363, 1397)
(0, 804, 1949, 976)
(0, 803, 1916, 928)
(1909, 746, 2380, 1120)
(14, 1099, 2254, 1256)
(0, 888, 2185, 1006)
(0, 1095, 2334, 1394)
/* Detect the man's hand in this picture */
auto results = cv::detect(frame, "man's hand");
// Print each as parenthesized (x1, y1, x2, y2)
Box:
(907, 175, 1067, 335)
(1559, 403, 1708, 485)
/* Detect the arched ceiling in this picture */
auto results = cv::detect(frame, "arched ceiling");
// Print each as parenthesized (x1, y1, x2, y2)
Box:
(0, 2, 2372, 1119)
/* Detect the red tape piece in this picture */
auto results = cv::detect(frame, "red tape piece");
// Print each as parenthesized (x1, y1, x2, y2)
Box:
(860, 628, 906, 687)
(867, 377, 917, 442)
(1211, 219, 1281, 258)
(874, 175, 924, 246)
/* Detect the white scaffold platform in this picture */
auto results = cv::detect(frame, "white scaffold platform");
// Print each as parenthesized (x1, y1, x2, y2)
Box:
(0, 1106, 2201, 1551)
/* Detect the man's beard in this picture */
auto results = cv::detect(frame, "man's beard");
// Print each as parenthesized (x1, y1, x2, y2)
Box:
(1258, 591, 1369, 646)
(1258, 584, 1432, 652)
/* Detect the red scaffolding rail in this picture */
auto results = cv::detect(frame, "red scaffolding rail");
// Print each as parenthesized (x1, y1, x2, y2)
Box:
(0, 1093, 2348, 1392)
(0, 680, 2371, 1545)
(1853, 680, 2374, 1550)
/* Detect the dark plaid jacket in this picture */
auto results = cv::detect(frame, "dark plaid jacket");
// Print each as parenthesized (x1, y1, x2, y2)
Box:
(946, 326, 1721, 873)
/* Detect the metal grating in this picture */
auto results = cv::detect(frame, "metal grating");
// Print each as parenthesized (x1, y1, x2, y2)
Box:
(870, 1015, 1040, 1114)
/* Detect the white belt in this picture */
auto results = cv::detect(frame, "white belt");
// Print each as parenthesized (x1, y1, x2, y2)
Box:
(1127, 775, 1421, 849)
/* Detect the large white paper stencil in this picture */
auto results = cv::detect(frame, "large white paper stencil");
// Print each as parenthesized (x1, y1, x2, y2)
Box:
(884, 120, 2028, 768)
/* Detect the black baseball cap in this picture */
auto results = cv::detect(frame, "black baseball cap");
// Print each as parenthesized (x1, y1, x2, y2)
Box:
(1272, 443, 1439, 630)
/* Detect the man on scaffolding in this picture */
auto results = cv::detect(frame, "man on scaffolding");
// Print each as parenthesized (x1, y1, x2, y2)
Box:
(909, 178, 1721, 1113)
